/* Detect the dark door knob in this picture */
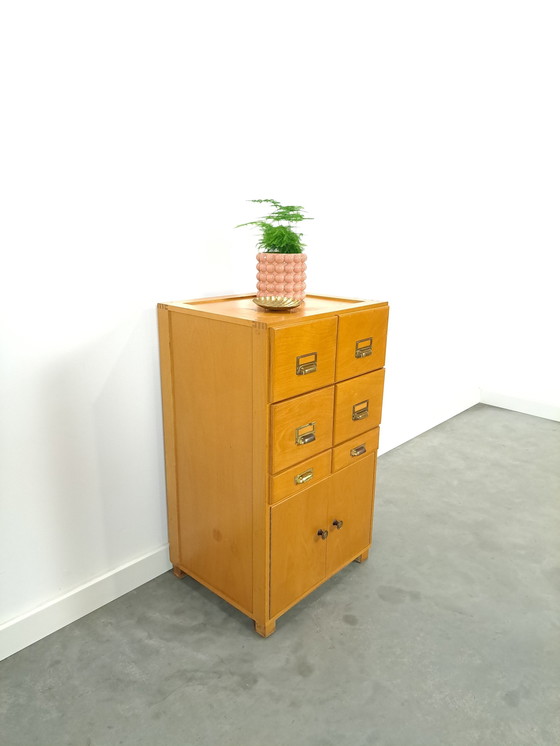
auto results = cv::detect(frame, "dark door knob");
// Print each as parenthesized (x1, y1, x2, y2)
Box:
(332, 519, 344, 530)
(317, 529, 329, 540)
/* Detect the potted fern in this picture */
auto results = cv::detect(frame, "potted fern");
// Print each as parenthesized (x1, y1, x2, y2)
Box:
(236, 199, 312, 308)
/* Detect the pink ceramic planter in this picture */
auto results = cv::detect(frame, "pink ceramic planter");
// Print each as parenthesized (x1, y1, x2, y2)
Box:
(255, 252, 307, 301)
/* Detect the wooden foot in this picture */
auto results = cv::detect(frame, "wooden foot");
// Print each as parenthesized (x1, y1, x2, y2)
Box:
(354, 549, 369, 563)
(172, 565, 187, 578)
(254, 619, 276, 638)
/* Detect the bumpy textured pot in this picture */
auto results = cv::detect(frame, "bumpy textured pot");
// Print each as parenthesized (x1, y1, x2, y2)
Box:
(255, 252, 307, 302)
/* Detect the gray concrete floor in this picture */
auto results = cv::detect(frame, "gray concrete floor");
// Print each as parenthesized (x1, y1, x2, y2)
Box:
(1, 404, 559, 746)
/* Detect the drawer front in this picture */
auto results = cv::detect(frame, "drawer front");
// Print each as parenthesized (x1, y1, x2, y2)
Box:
(336, 306, 389, 382)
(332, 427, 380, 472)
(270, 387, 334, 474)
(271, 317, 337, 402)
(333, 369, 385, 445)
(270, 451, 332, 504)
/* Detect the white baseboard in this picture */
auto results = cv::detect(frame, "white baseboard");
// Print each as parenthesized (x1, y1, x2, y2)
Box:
(480, 390, 560, 422)
(0, 546, 171, 662)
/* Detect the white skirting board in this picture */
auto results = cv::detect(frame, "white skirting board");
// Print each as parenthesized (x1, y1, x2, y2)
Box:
(480, 390, 560, 422)
(0, 546, 172, 662)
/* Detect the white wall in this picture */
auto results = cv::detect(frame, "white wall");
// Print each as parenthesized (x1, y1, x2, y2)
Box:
(465, 2, 560, 422)
(1, 1, 558, 658)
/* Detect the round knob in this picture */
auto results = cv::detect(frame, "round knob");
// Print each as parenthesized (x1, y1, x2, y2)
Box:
(332, 519, 344, 530)
(317, 529, 329, 540)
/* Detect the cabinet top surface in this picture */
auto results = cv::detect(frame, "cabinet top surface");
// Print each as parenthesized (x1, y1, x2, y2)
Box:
(160, 294, 388, 326)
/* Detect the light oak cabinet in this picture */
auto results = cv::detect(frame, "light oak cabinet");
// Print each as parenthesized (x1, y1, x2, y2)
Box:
(157, 294, 389, 637)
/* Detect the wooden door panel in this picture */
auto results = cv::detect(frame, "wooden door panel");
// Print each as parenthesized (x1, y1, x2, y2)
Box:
(327, 455, 376, 576)
(270, 481, 331, 618)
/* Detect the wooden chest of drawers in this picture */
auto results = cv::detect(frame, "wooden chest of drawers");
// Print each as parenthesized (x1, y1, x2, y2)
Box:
(157, 294, 389, 636)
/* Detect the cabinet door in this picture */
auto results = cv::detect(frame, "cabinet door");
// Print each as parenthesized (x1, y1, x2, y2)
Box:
(270, 480, 331, 618)
(326, 455, 376, 576)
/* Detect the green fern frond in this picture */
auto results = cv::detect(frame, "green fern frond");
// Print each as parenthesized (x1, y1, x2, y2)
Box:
(236, 199, 312, 254)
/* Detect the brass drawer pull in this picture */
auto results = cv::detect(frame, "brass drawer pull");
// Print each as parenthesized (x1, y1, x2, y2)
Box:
(317, 529, 329, 540)
(352, 400, 369, 421)
(295, 422, 316, 446)
(295, 468, 314, 485)
(332, 519, 344, 530)
(351, 444, 366, 457)
(296, 352, 317, 376)
(355, 337, 373, 358)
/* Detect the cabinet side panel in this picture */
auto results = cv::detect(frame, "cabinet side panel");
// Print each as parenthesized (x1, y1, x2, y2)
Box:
(157, 306, 180, 566)
(251, 323, 270, 627)
(170, 313, 253, 614)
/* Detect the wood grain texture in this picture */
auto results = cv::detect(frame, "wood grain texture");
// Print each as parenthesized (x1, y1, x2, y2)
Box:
(159, 294, 388, 636)
(165, 295, 385, 327)
(157, 306, 180, 567)
(355, 549, 369, 563)
(327, 454, 376, 576)
(269, 457, 377, 620)
(172, 563, 258, 618)
(333, 369, 385, 445)
(255, 619, 276, 637)
(270, 450, 332, 504)
(336, 306, 389, 381)
(270, 479, 330, 618)
(270, 317, 337, 402)
(269, 545, 372, 622)
(170, 313, 254, 614)
(251, 322, 271, 629)
(270, 386, 334, 473)
(332, 427, 380, 472)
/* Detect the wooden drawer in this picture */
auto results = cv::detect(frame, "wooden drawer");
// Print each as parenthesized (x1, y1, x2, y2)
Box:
(332, 427, 379, 472)
(270, 451, 331, 504)
(270, 386, 334, 473)
(336, 307, 389, 382)
(333, 369, 385, 445)
(271, 317, 337, 402)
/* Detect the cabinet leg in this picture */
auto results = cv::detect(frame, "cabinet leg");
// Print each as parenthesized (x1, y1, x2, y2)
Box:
(355, 549, 369, 563)
(254, 619, 276, 638)
(172, 565, 187, 578)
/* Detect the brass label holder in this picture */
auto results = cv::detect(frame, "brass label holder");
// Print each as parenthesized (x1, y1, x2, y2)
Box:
(352, 400, 369, 421)
(296, 352, 318, 376)
(355, 337, 373, 358)
(295, 422, 316, 445)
